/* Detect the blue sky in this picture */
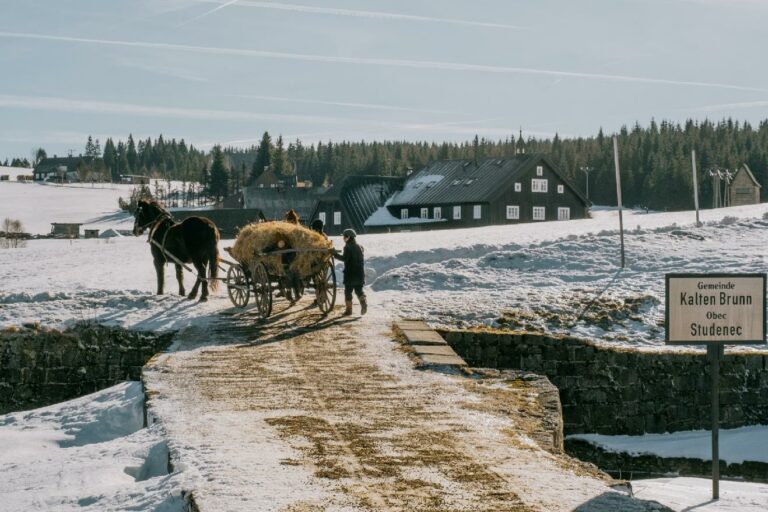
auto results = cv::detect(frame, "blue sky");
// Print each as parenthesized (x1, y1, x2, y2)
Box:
(1, 0, 767, 159)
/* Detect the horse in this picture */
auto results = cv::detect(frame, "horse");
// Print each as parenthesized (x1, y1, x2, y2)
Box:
(132, 199, 220, 301)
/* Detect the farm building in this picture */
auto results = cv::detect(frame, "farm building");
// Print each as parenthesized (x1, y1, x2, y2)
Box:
(311, 176, 405, 236)
(120, 175, 150, 185)
(242, 185, 328, 223)
(50, 223, 82, 238)
(728, 163, 762, 206)
(366, 155, 589, 231)
(34, 156, 98, 183)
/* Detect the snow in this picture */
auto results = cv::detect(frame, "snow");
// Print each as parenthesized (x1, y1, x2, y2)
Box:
(0, 382, 184, 511)
(568, 424, 768, 464)
(0, 165, 32, 179)
(2, 183, 768, 510)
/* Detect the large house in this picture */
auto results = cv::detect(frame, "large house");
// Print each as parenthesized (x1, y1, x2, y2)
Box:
(365, 154, 589, 232)
(728, 164, 762, 206)
(311, 176, 404, 236)
(34, 156, 99, 183)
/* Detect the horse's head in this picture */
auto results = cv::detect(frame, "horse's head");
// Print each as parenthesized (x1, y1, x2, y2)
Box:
(132, 199, 164, 236)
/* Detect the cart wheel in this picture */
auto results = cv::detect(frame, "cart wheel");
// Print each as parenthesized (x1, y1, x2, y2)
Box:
(315, 260, 337, 314)
(251, 262, 273, 320)
(226, 265, 250, 308)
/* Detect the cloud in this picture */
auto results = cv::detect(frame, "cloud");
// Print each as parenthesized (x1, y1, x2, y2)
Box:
(689, 100, 768, 113)
(197, 0, 525, 30)
(1, 31, 764, 93)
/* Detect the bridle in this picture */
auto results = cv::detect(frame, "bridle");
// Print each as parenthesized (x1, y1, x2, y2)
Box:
(134, 205, 173, 237)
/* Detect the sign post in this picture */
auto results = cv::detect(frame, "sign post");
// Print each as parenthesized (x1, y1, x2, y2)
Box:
(666, 273, 766, 500)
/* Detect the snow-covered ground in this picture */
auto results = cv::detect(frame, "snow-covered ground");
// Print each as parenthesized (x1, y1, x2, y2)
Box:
(0, 382, 184, 511)
(2, 183, 768, 510)
(569, 424, 768, 464)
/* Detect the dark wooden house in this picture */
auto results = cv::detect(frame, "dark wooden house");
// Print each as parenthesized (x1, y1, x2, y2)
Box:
(50, 223, 82, 238)
(311, 176, 404, 236)
(34, 156, 99, 183)
(373, 155, 588, 231)
(729, 164, 761, 206)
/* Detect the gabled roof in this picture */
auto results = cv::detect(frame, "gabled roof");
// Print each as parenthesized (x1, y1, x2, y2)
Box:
(337, 176, 404, 232)
(735, 164, 762, 189)
(388, 155, 588, 207)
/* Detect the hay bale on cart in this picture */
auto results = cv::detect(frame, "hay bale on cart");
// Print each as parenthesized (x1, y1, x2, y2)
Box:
(224, 221, 337, 318)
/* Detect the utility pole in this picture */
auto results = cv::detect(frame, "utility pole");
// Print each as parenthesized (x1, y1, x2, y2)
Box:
(613, 137, 626, 268)
(580, 166, 594, 203)
(692, 151, 701, 226)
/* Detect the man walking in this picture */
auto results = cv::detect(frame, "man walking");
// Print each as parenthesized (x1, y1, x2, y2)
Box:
(334, 228, 367, 316)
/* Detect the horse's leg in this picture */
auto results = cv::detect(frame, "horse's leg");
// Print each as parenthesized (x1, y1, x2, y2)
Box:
(154, 258, 165, 295)
(175, 264, 186, 296)
(190, 261, 208, 301)
(188, 260, 202, 300)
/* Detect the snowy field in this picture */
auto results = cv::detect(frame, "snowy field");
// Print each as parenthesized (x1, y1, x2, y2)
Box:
(2, 182, 768, 511)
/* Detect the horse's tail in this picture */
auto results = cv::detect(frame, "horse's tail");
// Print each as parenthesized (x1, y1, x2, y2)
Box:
(208, 225, 221, 292)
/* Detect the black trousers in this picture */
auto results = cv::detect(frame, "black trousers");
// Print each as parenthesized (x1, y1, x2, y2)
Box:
(344, 285, 364, 301)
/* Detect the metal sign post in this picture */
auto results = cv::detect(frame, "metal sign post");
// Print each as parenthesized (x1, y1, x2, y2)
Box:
(666, 273, 766, 500)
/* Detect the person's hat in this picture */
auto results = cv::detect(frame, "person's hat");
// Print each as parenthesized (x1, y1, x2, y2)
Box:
(311, 218, 324, 231)
(342, 228, 357, 238)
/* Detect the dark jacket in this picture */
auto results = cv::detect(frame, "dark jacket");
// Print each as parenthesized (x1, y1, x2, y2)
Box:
(336, 238, 365, 286)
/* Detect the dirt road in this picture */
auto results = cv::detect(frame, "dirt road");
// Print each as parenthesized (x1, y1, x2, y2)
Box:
(143, 297, 670, 511)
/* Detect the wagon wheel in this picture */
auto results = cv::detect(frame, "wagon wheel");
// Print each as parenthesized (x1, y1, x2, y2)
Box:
(251, 262, 273, 320)
(314, 259, 337, 314)
(226, 265, 250, 308)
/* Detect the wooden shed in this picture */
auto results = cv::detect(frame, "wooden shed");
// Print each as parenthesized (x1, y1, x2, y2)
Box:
(729, 164, 761, 206)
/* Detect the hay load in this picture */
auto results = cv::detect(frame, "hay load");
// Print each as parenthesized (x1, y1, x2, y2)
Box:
(229, 221, 333, 277)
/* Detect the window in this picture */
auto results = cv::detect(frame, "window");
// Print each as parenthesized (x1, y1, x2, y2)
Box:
(421, 207, 429, 219)
(506, 205, 519, 220)
(318, 212, 326, 225)
(433, 207, 442, 220)
(533, 206, 546, 221)
(536, 165, 544, 176)
(400, 208, 408, 220)
(453, 206, 461, 220)
(557, 184, 564, 194)
(473, 204, 482, 219)
(333, 211, 341, 225)
(531, 179, 548, 193)
(514, 182, 521, 192)
(558, 207, 570, 221)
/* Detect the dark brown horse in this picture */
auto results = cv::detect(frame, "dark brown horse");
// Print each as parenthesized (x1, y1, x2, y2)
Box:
(132, 199, 220, 301)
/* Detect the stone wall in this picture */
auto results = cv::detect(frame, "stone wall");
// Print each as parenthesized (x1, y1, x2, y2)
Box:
(0, 324, 173, 414)
(438, 329, 768, 436)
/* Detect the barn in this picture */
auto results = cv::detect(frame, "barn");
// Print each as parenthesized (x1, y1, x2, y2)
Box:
(368, 155, 589, 231)
(728, 163, 762, 206)
(311, 176, 404, 236)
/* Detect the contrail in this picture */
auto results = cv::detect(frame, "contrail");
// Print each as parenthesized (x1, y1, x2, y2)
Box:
(689, 100, 768, 112)
(0, 94, 526, 139)
(198, 0, 525, 30)
(0, 31, 765, 93)
(231, 94, 456, 114)
(178, 0, 239, 27)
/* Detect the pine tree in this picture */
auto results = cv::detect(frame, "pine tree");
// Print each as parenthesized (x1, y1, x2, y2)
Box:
(250, 131, 272, 183)
(103, 139, 118, 182)
(127, 134, 138, 173)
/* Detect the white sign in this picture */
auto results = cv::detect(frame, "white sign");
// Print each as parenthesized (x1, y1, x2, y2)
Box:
(666, 273, 766, 344)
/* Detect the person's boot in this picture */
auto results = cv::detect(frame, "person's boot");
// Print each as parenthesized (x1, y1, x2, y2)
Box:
(343, 300, 353, 316)
(360, 295, 368, 315)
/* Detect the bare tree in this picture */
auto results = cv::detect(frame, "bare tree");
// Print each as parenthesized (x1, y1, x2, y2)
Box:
(1, 217, 26, 248)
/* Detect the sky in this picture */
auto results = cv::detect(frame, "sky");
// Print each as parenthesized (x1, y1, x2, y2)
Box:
(1, 0, 767, 160)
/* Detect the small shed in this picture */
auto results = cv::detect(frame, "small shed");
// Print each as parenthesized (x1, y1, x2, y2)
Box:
(84, 229, 100, 239)
(51, 223, 82, 238)
(729, 164, 761, 206)
(0, 175, 9, 181)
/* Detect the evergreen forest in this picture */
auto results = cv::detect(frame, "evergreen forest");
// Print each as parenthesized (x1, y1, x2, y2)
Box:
(25, 118, 768, 211)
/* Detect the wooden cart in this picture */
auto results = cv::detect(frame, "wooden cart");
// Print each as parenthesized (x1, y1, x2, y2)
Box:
(224, 247, 337, 320)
